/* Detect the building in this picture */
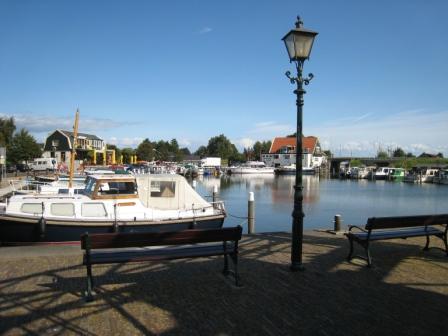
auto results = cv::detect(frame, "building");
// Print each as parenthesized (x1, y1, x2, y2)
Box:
(261, 136, 326, 168)
(42, 130, 106, 167)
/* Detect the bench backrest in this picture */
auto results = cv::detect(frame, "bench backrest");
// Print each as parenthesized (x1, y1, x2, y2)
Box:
(366, 214, 448, 230)
(81, 226, 243, 250)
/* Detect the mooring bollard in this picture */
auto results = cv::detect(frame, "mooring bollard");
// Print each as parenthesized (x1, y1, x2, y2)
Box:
(248, 192, 255, 234)
(212, 185, 218, 203)
(334, 214, 342, 232)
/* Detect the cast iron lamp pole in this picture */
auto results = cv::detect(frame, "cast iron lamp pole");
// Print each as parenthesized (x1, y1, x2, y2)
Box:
(282, 16, 318, 271)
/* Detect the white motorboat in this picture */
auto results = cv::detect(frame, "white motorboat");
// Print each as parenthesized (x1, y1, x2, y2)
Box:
(374, 167, 392, 180)
(0, 174, 225, 242)
(433, 169, 448, 185)
(228, 161, 275, 174)
(404, 168, 439, 183)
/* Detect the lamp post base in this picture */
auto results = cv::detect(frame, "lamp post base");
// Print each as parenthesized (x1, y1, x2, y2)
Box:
(290, 262, 305, 272)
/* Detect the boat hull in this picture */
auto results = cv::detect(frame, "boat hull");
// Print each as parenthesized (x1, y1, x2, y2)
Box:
(0, 214, 225, 243)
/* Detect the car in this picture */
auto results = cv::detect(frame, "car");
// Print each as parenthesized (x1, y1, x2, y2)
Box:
(16, 163, 30, 172)
(6, 164, 17, 173)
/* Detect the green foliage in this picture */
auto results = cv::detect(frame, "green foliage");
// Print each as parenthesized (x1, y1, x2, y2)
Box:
(252, 140, 272, 160)
(206, 134, 240, 161)
(376, 150, 389, 159)
(7, 129, 42, 164)
(194, 146, 208, 158)
(136, 138, 154, 161)
(393, 157, 448, 169)
(392, 147, 406, 157)
(0, 117, 16, 147)
(350, 159, 362, 167)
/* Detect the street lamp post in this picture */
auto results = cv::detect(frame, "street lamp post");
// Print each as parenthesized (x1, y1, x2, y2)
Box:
(282, 16, 318, 271)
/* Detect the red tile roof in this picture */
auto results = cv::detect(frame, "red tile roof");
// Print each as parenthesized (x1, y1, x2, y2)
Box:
(269, 136, 318, 154)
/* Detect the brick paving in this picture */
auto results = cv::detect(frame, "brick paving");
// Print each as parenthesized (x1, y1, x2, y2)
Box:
(0, 231, 447, 335)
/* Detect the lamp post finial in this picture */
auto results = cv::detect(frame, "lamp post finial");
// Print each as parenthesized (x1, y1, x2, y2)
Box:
(295, 16, 303, 28)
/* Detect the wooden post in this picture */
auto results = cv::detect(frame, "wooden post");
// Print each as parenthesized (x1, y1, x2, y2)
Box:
(68, 109, 79, 188)
(334, 214, 342, 232)
(248, 192, 255, 234)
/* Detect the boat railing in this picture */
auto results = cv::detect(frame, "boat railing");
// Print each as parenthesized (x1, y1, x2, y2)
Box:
(191, 201, 225, 214)
(9, 179, 53, 192)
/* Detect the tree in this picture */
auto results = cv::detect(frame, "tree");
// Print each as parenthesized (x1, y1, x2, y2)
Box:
(392, 147, 406, 157)
(194, 146, 208, 158)
(0, 117, 16, 147)
(136, 138, 154, 161)
(206, 134, 239, 161)
(406, 152, 415, 158)
(253, 140, 272, 160)
(7, 129, 42, 164)
(180, 147, 191, 156)
(376, 150, 389, 159)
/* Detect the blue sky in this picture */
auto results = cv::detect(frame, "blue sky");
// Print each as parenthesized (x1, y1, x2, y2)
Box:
(1, 0, 447, 156)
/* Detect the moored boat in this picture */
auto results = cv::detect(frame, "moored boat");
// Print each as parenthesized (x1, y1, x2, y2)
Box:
(0, 174, 225, 243)
(228, 161, 275, 174)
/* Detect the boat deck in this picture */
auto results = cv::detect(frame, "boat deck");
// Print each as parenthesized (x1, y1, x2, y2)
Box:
(0, 231, 446, 335)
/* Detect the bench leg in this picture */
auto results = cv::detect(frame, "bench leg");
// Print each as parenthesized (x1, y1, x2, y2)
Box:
(230, 253, 242, 287)
(443, 233, 448, 256)
(346, 236, 354, 261)
(85, 264, 94, 302)
(222, 253, 230, 276)
(423, 235, 430, 251)
(365, 243, 372, 267)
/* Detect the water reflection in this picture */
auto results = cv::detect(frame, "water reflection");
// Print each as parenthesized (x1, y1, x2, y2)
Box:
(194, 174, 448, 233)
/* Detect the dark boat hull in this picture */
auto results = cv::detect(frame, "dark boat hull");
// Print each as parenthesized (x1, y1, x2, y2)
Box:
(0, 215, 225, 243)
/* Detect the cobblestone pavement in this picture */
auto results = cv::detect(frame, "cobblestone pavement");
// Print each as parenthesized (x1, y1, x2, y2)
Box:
(0, 231, 447, 335)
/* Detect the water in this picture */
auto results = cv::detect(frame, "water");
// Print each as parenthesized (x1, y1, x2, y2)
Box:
(194, 175, 448, 233)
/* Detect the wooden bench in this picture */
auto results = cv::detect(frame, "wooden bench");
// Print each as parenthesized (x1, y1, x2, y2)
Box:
(81, 226, 243, 301)
(345, 214, 448, 267)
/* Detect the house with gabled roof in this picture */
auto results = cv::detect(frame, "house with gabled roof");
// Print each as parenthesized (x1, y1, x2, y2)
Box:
(42, 129, 106, 167)
(261, 136, 326, 168)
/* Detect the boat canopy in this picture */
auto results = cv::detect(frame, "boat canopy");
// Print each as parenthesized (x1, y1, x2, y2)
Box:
(136, 174, 211, 210)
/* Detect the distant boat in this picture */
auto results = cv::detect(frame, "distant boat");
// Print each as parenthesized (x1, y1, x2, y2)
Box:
(227, 161, 275, 174)
(404, 168, 439, 183)
(374, 167, 391, 180)
(389, 168, 405, 182)
(275, 164, 315, 175)
(433, 169, 448, 185)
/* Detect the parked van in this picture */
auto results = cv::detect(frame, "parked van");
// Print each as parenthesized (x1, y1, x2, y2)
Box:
(29, 158, 56, 171)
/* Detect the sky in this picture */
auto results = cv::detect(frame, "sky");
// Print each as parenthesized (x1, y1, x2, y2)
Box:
(1, 0, 447, 157)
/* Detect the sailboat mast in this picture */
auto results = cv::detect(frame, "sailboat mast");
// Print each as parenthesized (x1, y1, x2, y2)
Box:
(68, 109, 79, 188)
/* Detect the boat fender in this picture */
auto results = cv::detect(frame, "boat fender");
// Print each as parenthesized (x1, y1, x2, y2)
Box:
(38, 217, 46, 238)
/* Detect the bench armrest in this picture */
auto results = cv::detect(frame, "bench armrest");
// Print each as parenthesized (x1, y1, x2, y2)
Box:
(348, 225, 368, 233)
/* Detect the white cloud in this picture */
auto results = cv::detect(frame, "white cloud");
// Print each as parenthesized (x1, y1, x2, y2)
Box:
(307, 109, 448, 156)
(249, 121, 294, 136)
(0, 113, 136, 134)
(234, 137, 255, 149)
(198, 27, 213, 34)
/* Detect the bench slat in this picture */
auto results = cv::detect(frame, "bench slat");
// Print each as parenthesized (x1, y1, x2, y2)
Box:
(81, 227, 242, 250)
(366, 214, 448, 230)
(83, 243, 234, 265)
(349, 226, 444, 241)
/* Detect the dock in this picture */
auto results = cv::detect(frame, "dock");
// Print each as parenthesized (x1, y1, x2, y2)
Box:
(0, 231, 446, 335)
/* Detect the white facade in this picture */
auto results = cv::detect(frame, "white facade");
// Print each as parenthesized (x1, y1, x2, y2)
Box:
(262, 153, 313, 168)
(200, 157, 221, 168)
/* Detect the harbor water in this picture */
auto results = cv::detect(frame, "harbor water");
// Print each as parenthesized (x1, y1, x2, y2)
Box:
(194, 175, 448, 233)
